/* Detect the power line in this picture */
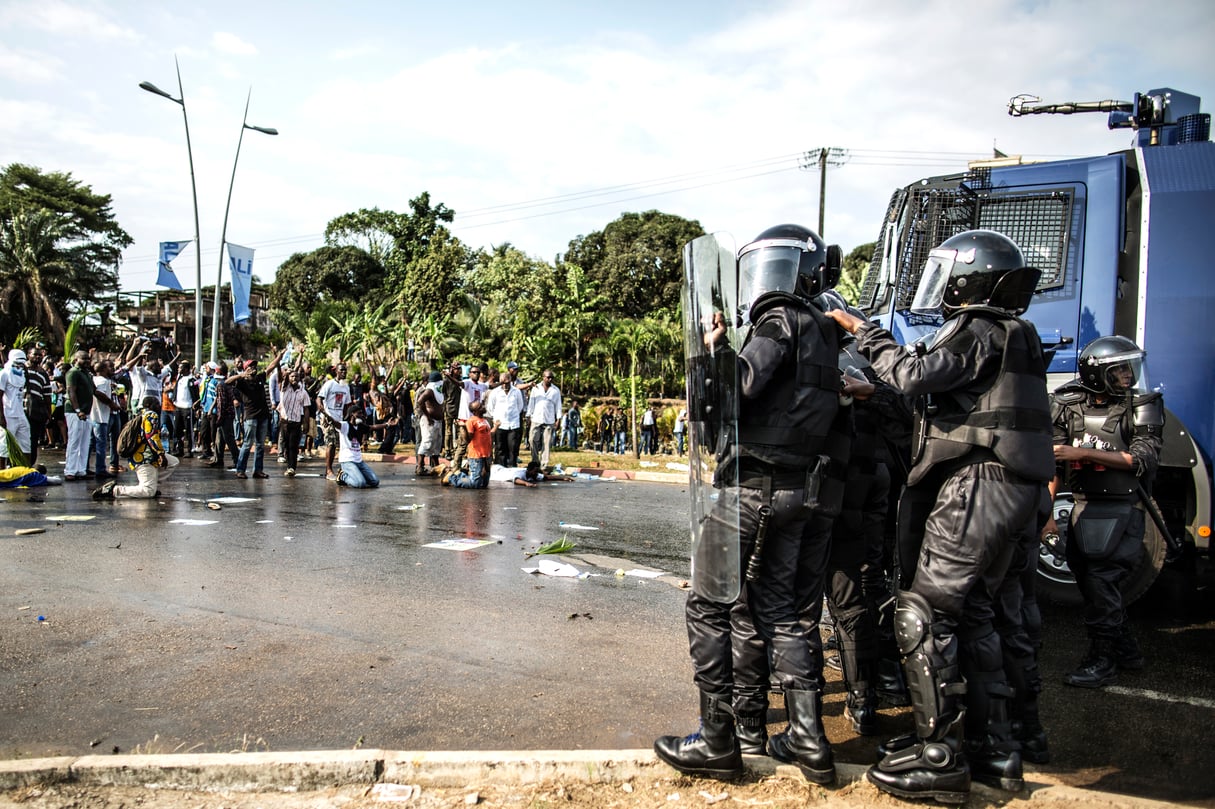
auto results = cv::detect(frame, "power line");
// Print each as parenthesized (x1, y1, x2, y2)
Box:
(121, 146, 1077, 265)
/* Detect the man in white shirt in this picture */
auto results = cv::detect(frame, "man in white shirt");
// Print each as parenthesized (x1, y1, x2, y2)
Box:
(316, 363, 351, 481)
(526, 369, 562, 468)
(486, 371, 525, 467)
(90, 358, 120, 479)
(171, 361, 196, 456)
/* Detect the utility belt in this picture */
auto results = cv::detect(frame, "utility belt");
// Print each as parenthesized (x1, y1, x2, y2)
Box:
(736, 459, 807, 491)
(736, 455, 846, 518)
(932, 448, 1037, 486)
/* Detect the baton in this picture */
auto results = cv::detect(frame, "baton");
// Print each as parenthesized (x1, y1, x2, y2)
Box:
(745, 504, 774, 583)
(1136, 484, 1183, 557)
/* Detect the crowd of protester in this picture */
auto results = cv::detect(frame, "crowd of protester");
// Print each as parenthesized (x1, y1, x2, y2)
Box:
(0, 338, 691, 497)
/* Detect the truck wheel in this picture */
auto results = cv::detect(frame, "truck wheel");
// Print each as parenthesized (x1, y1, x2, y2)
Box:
(1035, 492, 1166, 607)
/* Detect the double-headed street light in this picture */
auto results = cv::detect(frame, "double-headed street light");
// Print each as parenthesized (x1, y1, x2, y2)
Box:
(211, 91, 278, 363)
(139, 58, 203, 367)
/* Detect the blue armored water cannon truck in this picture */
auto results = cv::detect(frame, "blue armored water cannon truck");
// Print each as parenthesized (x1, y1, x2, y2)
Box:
(858, 88, 1214, 607)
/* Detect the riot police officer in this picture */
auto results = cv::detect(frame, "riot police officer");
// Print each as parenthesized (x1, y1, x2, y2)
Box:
(654, 224, 842, 784)
(826, 230, 1055, 803)
(1045, 336, 1162, 687)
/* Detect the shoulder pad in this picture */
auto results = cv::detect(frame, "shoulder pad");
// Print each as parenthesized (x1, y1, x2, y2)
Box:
(926, 316, 967, 352)
(750, 290, 806, 322)
(1132, 391, 1162, 407)
(1132, 392, 1165, 427)
(1051, 381, 1087, 403)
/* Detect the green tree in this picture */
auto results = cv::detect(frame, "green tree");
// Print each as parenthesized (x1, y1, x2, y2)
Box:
(269, 245, 384, 335)
(552, 262, 606, 393)
(0, 208, 91, 345)
(839, 241, 876, 305)
(606, 317, 664, 458)
(0, 164, 128, 344)
(325, 193, 455, 277)
(0, 163, 132, 271)
(564, 211, 704, 319)
(398, 228, 470, 324)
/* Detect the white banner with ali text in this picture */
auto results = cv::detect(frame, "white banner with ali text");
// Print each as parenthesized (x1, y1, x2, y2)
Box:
(227, 242, 255, 323)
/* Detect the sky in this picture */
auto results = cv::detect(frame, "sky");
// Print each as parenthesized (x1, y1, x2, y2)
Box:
(1, 0, 1213, 295)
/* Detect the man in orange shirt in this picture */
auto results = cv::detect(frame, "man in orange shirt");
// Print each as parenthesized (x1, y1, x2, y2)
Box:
(443, 400, 491, 488)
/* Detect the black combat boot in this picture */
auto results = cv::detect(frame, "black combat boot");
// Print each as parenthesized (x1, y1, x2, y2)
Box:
(654, 690, 744, 779)
(966, 693, 1023, 792)
(1064, 639, 1118, 688)
(1112, 628, 1145, 671)
(734, 712, 768, 756)
(876, 656, 911, 706)
(867, 713, 970, 805)
(1007, 658, 1049, 764)
(1012, 720, 1050, 765)
(844, 659, 879, 736)
(767, 688, 835, 785)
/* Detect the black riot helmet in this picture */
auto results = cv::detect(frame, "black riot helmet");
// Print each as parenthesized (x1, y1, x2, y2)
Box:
(910, 229, 1041, 317)
(1078, 335, 1148, 395)
(738, 224, 840, 320)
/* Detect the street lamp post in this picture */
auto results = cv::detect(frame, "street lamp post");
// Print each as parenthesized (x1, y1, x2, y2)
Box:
(210, 91, 277, 364)
(139, 57, 203, 368)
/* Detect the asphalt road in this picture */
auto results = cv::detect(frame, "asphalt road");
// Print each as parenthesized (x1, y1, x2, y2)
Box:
(2, 452, 1213, 805)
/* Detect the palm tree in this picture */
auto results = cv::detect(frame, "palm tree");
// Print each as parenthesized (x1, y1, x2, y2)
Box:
(607, 317, 662, 458)
(0, 208, 85, 345)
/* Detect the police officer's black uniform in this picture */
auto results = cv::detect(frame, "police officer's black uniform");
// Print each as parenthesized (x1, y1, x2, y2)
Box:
(655, 225, 842, 785)
(828, 230, 1055, 803)
(1049, 336, 1163, 687)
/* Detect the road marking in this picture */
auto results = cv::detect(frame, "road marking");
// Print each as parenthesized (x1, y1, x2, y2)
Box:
(1106, 686, 1215, 710)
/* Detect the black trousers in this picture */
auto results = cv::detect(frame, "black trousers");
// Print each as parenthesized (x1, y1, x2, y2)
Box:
(899, 462, 1042, 743)
(1067, 503, 1145, 640)
(685, 485, 822, 697)
(494, 427, 521, 467)
(281, 419, 302, 469)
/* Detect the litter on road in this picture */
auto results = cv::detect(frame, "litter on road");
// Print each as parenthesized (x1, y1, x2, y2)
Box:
(524, 558, 584, 578)
(44, 515, 94, 521)
(168, 519, 217, 526)
(424, 538, 495, 551)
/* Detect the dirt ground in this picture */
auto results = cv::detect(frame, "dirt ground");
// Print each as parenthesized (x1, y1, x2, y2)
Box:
(0, 771, 1139, 809)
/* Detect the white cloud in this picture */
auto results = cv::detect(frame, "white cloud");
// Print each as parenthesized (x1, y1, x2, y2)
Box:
(212, 31, 257, 56)
(0, 46, 62, 82)
(0, 0, 137, 40)
(5, 0, 1212, 289)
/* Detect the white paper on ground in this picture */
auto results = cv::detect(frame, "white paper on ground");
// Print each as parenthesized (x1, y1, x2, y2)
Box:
(425, 538, 494, 551)
(168, 519, 217, 526)
(523, 558, 582, 578)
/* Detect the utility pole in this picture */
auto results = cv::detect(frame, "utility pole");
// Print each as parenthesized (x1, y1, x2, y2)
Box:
(800, 147, 849, 236)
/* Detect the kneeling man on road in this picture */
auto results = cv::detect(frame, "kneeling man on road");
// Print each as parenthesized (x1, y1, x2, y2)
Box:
(94, 395, 177, 500)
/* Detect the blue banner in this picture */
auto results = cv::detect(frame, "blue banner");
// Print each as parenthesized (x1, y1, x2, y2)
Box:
(157, 240, 190, 291)
(227, 242, 255, 323)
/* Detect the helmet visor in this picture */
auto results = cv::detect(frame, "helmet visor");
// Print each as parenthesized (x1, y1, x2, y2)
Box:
(738, 243, 802, 322)
(910, 250, 955, 315)
(1095, 350, 1148, 393)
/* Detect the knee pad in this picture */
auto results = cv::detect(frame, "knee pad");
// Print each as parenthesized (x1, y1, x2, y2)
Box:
(893, 591, 934, 657)
(895, 591, 965, 742)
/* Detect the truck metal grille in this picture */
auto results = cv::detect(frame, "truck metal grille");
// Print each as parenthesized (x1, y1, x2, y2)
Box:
(862, 179, 1075, 314)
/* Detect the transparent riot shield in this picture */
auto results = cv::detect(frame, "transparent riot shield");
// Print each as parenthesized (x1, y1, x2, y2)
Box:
(682, 233, 741, 602)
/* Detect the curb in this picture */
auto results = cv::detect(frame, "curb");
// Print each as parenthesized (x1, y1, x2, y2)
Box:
(358, 453, 688, 485)
(0, 750, 1178, 808)
(0, 751, 847, 791)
